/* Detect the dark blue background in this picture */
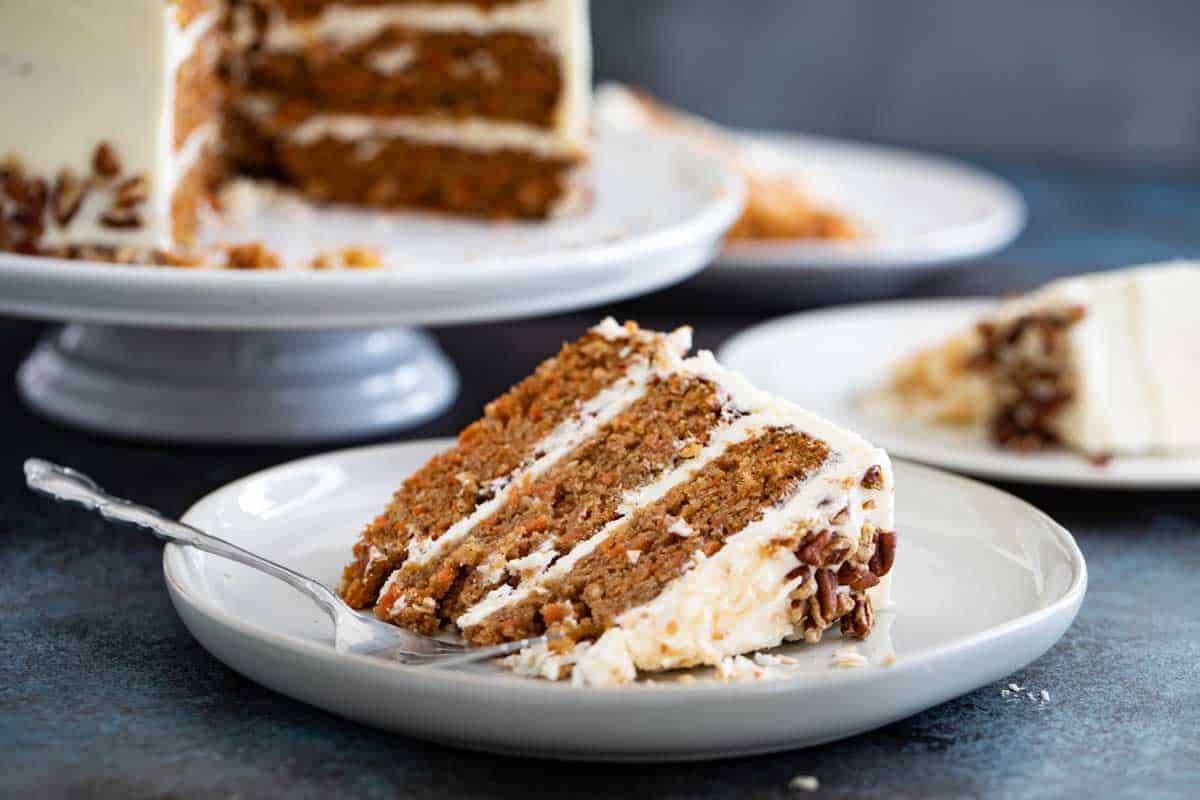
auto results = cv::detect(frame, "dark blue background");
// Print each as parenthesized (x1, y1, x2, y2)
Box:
(594, 0, 1200, 167)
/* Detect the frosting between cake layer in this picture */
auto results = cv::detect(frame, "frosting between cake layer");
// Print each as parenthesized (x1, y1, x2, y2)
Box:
(288, 113, 586, 158)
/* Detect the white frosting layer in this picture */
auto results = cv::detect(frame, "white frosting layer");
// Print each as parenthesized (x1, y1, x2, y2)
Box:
(261, 0, 591, 150)
(0, 3, 218, 249)
(992, 261, 1200, 455)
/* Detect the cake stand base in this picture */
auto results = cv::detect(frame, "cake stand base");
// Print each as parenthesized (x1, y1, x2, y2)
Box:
(18, 325, 459, 444)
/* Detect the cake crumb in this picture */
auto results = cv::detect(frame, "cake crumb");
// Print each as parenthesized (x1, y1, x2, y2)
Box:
(225, 241, 282, 270)
(832, 646, 869, 669)
(311, 246, 383, 270)
(753, 653, 796, 668)
(716, 655, 768, 681)
(788, 775, 820, 793)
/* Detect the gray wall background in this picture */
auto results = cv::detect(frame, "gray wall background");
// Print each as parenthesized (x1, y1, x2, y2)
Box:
(592, 0, 1200, 168)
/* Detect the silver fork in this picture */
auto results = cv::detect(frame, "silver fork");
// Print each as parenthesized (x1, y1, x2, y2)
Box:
(24, 459, 555, 669)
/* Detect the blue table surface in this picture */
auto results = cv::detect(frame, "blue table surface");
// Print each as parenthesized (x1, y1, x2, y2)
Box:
(2, 159, 1199, 799)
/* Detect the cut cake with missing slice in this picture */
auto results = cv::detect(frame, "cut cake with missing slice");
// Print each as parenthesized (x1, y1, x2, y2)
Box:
(339, 319, 897, 686)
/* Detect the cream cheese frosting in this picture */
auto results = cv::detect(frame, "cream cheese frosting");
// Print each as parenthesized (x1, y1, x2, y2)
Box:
(0, 1, 216, 250)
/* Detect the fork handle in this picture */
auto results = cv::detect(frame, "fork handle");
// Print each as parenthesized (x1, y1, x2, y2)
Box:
(24, 459, 344, 621)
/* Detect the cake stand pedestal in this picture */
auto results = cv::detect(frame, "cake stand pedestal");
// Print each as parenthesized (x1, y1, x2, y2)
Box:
(18, 325, 459, 444)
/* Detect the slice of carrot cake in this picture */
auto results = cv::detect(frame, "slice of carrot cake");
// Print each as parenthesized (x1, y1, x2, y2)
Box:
(888, 261, 1200, 457)
(339, 319, 897, 686)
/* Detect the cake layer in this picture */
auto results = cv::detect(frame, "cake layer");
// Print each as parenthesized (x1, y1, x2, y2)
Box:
(338, 323, 687, 609)
(232, 28, 564, 126)
(231, 108, 579, 217)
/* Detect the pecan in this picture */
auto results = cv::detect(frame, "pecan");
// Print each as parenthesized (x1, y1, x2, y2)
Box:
(3, 169, 30, 204)
(51, 170, 86, 227)
(100, 207, 143, 229)
(93, 142, 122, 179)
(796, 529, 832, 566)
(830, 506, 850, 525)
(113, 175, 149, 208)
(841, 592, 875, 639)
(823, 546, 850, 567)
(815, 568, 837, 621)
(861, 465, 885, 490)
(785, 564, 811, 584)
(849, 571, 881, 592)
(869, 531, 897, 578)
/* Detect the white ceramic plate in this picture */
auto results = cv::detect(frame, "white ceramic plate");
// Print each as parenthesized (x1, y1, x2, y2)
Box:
(0, 129, 743, 330)
(720, 300, 1200, 489)
(695, 132, 1026, 304)
(164, 439, 1085, 761)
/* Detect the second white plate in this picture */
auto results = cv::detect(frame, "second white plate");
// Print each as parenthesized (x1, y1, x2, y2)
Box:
(720, 300, 1200, 489)
(164, 439, 1084, 761)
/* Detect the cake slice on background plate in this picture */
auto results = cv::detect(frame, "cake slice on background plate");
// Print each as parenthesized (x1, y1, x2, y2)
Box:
(339, 320, 897, 686)
(593, 83, 860, 243)
(889, 261, 1200, 457)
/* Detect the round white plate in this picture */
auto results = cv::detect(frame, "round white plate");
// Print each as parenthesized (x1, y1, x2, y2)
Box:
(165, 438, 1085, 761)
(720, 300, 1200, 489)
(695, 132, 1026, 303)
(0, 129, 743, 330)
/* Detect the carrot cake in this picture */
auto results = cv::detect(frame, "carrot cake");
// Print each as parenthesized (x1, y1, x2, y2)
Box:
(0, 0, 591, 261)
(339, 319, 897, 686)
(593, 83, 859, 244)
(888, 261, 1200, 456)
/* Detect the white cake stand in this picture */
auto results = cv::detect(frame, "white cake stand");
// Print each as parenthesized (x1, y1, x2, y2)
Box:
(0, 130, 742, 443)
